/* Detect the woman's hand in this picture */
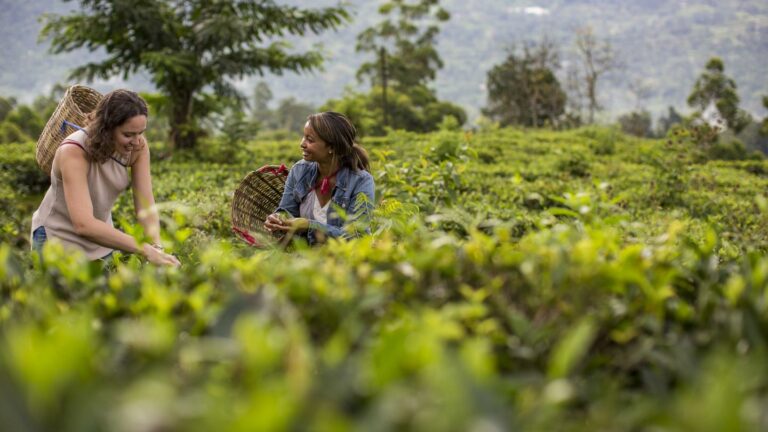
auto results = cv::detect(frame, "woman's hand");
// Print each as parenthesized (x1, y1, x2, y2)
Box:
(142, 243, 181, 267)
(264, 213, 309, 233)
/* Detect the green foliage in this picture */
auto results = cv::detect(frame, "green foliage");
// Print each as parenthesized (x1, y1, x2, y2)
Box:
(41, 0, 349, 150)
(1, 125, 768, 430)
(5, 105, 43, 139)
(272, 97, 316, 134)
(707, 139, 754, 161)
(356, 0, 450, 92)
(687, 57, 751, 134)
(618, 109, 653, 137)
(0, 85, 67, 145)
(0, 96, 17, 122)
(483, 41, 567, 128)
(344, 0, 465, 134)
(323, 86, 466, 136)
(762, 96, 768, 136)
(0, 122, 31, 144)
(321, 89, 380, 137)
(656, 105, 684, 137)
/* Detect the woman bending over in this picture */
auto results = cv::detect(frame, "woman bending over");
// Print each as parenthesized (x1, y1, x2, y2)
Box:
(31, 89, 180, 266)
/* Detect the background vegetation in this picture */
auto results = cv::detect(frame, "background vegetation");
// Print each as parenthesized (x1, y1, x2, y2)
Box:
(2, 0, 767, 119)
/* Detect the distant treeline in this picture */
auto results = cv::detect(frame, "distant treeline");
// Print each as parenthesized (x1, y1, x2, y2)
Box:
(1, 0, 766, 159)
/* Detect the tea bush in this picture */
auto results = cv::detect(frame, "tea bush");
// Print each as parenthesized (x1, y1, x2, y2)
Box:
(0, 126, 766, 431)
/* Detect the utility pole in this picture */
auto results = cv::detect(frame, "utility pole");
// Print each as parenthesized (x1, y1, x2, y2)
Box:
(380, 47, 389, 128)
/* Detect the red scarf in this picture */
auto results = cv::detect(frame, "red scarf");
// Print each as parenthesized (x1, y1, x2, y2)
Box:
(315, 168, 340, 195)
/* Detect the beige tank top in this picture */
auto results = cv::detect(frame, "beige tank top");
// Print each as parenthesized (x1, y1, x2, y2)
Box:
(31, 130, 131, 259)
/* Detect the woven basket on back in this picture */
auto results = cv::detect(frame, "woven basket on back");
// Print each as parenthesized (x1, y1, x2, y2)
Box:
(231, 164, 289, 246)
(36, 85, 103, 175)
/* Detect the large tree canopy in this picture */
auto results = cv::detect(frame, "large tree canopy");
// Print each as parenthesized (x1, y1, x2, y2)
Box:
(41, 0, 349, 149)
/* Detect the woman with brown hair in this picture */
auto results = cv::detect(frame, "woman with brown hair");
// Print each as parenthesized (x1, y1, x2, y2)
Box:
(264, 111, 375, 244)
(30, 89, 180, 266)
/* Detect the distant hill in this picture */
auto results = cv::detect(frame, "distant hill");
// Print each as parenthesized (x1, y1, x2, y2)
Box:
(2, 0, 767, 122)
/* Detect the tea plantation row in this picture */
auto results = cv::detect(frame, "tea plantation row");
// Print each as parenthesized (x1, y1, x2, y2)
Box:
(0, 127, 766, 431)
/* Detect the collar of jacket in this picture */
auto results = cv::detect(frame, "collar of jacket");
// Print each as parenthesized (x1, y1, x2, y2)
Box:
(300, 162, 350, 193)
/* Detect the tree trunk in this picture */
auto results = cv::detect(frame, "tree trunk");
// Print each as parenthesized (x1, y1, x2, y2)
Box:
(169, 92, 196, 150)
(586, 74, 597, 124)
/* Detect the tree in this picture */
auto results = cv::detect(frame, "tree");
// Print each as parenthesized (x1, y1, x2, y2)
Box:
(574, 27, 620, 124)
(482, 40, 567, 128)
(354, 0, 462, 130)
(618, 110, 652, 137)
(0, 121, 30, 144)
(274, 97, 315, 133)
(761, 96, 768, 136)
(0, 96, 17, 123)
(356, 0, 449, 93)
(41, 0, 349, 150)
(657, 106, 683, 136)
(6, 105, 44, 139)
(250, 81, 276, 130)
(323, 85, 465, 136)
(687, 57, 751, 134)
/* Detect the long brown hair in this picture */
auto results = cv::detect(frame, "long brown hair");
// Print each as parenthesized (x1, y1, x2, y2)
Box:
(307, 112, 369, 171)
(85, 89, 148, 163)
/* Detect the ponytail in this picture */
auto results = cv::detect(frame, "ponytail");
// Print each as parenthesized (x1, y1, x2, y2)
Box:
(352, 143, 370, 171)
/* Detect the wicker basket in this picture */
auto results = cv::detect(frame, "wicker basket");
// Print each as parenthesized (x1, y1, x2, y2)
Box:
(231, 164, 289, 246)
(36, 85, 103, 175)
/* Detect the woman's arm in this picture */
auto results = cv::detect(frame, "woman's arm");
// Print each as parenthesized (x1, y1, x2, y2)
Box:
(308, 173, 375, 240)
(130, 141, 161, 245)
(271, 173, 375, 240)
(58, 145, 178, 266)
(275, 164, 301, 217)
(265, 164, 301, 232)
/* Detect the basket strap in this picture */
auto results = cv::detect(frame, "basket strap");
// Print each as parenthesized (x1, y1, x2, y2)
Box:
(60, 120, 86, 134)
(60, 141, 86, 152)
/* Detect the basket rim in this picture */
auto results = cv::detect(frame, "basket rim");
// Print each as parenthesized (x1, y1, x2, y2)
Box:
(230, 164, 289, 231)
(35, 84, 103, 175)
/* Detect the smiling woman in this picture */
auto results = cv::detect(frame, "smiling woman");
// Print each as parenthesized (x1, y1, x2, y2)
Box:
(29, 89, 180, 266)
(264, 112, 375, 245)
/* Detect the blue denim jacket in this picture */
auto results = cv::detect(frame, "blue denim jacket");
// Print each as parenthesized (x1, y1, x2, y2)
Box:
(276, 160, 375, 244)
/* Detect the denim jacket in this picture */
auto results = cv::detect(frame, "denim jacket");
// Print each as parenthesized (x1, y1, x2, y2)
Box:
(276, 159, 375, 244)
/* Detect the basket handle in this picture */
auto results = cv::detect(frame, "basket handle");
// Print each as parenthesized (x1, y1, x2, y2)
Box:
(257, 163, 288, 176)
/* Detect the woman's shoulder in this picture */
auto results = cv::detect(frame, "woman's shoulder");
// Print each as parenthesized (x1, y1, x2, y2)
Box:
(291, 159, 312, 168)
(347, 167, 373, 181)
(53, 141, 90, 176)
(289, 159, 316, 175)
(64, 129, 88, 144)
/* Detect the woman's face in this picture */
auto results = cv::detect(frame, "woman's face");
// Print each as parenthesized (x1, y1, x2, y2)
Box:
(300, 121, 332, 163)
(113, 114, 147, 154)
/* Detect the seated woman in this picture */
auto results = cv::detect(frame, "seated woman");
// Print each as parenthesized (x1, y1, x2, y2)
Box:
(264, 112, 375, 244)
(31, 89, 180, 266)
